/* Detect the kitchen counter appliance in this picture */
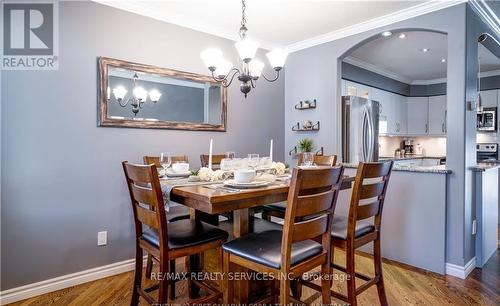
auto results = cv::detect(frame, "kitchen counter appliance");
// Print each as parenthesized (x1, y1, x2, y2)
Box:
(477, 107, 496, 132)
(342, 96, 379, 163)
(477, 143, 498, 163)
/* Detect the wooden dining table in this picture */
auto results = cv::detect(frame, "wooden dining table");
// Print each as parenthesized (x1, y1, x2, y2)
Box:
(168, 175, 355, 303)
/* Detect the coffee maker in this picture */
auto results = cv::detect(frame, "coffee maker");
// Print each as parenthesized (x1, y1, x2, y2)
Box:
(402, 139, 414, 154)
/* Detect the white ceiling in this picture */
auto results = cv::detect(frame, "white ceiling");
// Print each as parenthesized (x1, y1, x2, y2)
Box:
(345, 30, 500, 83)
(94, 0, 463, 51)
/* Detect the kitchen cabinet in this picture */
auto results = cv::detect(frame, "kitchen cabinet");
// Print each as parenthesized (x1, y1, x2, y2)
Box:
(480, 90, 498, 108)
(393, 93, 408, 135)
(407, 97, 429, 135)
(372, 88, 393, 134)
(428, 95, 447, 135)
(345, 80, 371, 99)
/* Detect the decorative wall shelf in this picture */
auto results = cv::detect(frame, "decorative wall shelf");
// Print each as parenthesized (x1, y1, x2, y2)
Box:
(288, 146, 324, 157)
(294, 99, 317, 110)
(292, 121, 320, 132)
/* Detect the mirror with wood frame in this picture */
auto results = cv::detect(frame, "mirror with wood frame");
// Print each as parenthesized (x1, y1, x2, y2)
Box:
(98, 57, 227, 131)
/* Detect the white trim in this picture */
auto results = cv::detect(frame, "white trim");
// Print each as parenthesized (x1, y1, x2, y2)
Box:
(480, 69, 500, 78)
(0, 256, 147, 305)
(469, 0, 500, 37)
(343, 56, 412, 84)
(92, 0, 465, 54)
(411, 77, 448, 85)
(285, 0, 466, 53)
(445, 257, 476, 279)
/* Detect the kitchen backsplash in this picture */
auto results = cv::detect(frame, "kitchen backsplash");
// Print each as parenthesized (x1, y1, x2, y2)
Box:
(379, 136, 447, 157)
(477, 132, 498, 144)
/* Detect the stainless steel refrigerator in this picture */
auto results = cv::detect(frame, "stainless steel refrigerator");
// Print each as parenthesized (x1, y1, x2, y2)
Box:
(342, 96, 379, 163)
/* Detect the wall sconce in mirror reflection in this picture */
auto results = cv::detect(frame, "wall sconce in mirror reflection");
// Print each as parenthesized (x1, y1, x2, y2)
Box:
(107, 72, 162, 115)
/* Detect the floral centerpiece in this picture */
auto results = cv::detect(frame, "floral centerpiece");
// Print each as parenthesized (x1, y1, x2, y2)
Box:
(271, 162, 286, 175)
(197, 167, 227, 182)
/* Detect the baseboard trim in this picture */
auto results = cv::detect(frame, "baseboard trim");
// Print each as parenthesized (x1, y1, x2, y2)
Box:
(445, 257, 476, 279)
(0, 256, 147, 305)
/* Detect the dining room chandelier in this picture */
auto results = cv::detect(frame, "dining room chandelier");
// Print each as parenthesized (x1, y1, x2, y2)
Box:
(110, 72, 161, 116)
(200, 0, 287, 98)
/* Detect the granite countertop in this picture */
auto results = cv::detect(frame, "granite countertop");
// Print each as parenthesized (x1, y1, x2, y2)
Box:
(379, 155, 446, 161)
(471, 163, 500, 172)
(341, 163, 452, 174)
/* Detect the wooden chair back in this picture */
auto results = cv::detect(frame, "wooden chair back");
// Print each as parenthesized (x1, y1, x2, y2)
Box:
(200, 154, 225, 169)
(122, 161, 168, 253)
(143, 155, 189, 168)
(297, 154, 337, 167)
(281, 166, 344, 269)
(348, 161, 393, 237)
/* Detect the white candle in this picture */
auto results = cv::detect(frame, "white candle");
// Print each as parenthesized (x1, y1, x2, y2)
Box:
(208, 138, 213, 170)
(270, 139, 273, 162)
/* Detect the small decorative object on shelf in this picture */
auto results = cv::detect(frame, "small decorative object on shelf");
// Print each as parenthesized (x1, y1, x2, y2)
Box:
(292, 121, 320, 131)
(315, 146, 324, 156)
(289, 146, 298, 156)
(294, 99, 317, 110)
(298, 138, 314, 153)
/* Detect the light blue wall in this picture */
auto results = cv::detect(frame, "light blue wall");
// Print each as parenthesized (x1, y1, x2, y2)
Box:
(285, 4, 478, 268)
(0, 1, 285, 290)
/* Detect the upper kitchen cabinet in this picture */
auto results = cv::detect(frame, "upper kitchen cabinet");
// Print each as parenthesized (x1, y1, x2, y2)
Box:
(393, 93, 408, 135)
(371, 87, 393, 135)
(480, 90, 498, 108)
(407, 97, 429, 135)
(344, 80, 371, 99)
(428, 95, 447, 135)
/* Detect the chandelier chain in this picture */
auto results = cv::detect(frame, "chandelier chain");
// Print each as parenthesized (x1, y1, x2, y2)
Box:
(241, 0, 246, 27)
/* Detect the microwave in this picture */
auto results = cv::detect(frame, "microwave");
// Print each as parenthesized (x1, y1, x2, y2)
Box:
(477, 107, 497, 132)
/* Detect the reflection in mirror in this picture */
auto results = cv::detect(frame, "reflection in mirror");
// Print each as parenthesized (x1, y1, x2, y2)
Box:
(476, 35, 500, 144)
(99, 57, 226, 131)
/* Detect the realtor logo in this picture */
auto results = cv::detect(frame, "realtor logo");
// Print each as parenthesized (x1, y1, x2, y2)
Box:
(1, 1, 59, 70)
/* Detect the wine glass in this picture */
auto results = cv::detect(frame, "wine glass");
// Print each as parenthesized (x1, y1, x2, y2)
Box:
(225, 151, 236, 159)
(248, 154, 260, 169)
(302, 152, 314, 166)
(160, 152, 172, 172)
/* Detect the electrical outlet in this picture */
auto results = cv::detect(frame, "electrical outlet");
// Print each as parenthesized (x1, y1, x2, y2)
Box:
(97, 231, 107, 246)
(472, 220, 477, 235)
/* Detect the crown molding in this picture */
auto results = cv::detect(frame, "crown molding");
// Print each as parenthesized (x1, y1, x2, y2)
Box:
(343, 56, 412, 84)
(411, 78, 447, 85)
(92, 0, 279, 51)
(469, 0, 500, 36)
(285, 0, 466, 53)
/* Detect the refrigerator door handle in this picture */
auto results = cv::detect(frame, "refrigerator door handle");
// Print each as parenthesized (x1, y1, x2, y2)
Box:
(366, 107, 374, 161)
(362, 107, 369, 162)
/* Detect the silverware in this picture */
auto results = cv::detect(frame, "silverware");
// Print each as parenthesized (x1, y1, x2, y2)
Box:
(202, 185, 240, 193)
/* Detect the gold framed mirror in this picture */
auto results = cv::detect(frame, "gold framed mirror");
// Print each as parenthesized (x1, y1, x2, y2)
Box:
(98, 57, 227, 131)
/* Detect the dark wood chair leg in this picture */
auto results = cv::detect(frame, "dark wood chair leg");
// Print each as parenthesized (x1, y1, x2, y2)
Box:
(346, 248, 358, 306)
(158, 260, 170, 304)
(130, 247, 143, 306)
(321, 261, 332, 306)
(145, 254, 153, 279)
(279, 279, 291, 305)
(261, 210, 271, 221)
(169, 259, 176, 300)
(291, 278, 303, 300)
(374, 238, 388, 306)
(222, 252, 233, 306)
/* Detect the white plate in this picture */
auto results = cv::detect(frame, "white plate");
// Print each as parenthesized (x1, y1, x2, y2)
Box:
(223, 180, 270, 189)
(165, 170, 191, 178)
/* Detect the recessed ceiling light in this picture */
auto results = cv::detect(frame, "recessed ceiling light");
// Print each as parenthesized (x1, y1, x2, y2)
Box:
(381, 31, 393, 37)
(421, 48, 430, 52)
(441, 58, 446, 63)
(399, 33, 407, 39)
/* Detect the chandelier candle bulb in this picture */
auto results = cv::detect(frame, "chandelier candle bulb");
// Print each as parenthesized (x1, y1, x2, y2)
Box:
(113, 85, 127, 101)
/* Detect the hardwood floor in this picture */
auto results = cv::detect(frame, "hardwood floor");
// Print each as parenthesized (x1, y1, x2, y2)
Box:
(9, 245, 500, 306)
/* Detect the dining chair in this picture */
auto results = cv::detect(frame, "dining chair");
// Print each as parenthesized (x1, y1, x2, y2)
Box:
(261, 154, 338, 222)
(297, 153, 337, 167)
(122, 161, 228, 305)
(222, 166, 344, 305)
(200, 154, 225, 169)
(143, 155, 189, 168)
(300, 161, 393, 306)
(143, 155, 191, 299)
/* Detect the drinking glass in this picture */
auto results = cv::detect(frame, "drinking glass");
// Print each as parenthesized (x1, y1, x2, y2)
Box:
(220, 158, 232, 171)
(225, 151, 236, 159)
(248, 154, 260, 169)
(160, 152, 172, 171)
(302, 152, 314, 166)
